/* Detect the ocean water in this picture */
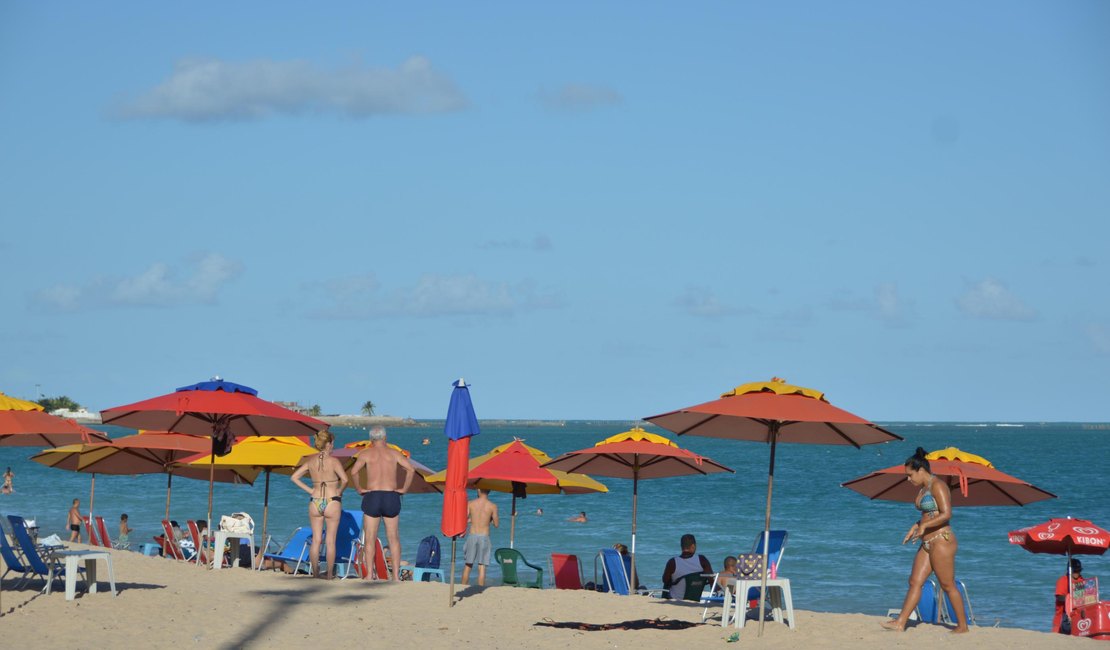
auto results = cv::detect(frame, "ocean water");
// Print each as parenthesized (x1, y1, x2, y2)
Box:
(2, 421, 1107, 632)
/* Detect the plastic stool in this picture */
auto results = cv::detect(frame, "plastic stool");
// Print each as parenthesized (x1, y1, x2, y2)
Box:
(411, 567, 446, 582)
(140, 542, 161, 556)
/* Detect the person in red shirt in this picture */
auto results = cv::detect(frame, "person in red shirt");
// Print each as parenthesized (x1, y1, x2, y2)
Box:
(1054, 558, 1084, 633)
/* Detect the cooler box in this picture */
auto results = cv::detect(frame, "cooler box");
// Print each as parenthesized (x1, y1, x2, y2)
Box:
(1070, 602, 1110, 640)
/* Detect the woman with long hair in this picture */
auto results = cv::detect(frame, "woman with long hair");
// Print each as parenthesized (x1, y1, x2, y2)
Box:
(882, 447, 969, 633)
(291, 430, 348, 579)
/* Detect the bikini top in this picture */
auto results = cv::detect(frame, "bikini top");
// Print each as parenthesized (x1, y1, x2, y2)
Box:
(917, 490, 938, 513)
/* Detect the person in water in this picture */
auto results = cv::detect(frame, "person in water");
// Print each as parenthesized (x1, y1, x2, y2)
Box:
(2, 466, 13, 494)
(882, 448, 969, 633)
(291, 430, 348, 579)
(568, 511, 587, 523)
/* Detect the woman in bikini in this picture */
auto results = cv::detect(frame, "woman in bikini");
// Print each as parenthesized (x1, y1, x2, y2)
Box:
(882, 447, 969, 633)
(291, 430, 348, 579)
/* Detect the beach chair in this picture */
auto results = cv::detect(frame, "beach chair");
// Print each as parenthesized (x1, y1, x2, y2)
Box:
(700, 573, 727, 622)
(0, 522, 32, 588)
(550, 553, 584, 590)
(741, 530, 789, 604)
(94, 516, 124, 550)
(886, 579, 940, 623)
(596, 548, 630, 595)
(352, 536, 390, 579)
(332, 510, 362, 579)
(940, 581, 975, 627)
(260, 527, 313, 574)
(494, 548, 543, 588)
(410, 535, 445, 582)
(8, 515, 80, 592)
(82, 516, 101, 547)
(160, 520, 186, 561)
(186, 520, 210, 566)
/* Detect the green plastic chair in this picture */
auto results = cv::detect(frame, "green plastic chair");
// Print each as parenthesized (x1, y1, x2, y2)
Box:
(494, 548, 544, 588)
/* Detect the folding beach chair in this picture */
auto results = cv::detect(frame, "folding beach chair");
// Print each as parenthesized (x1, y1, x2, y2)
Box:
(550, 553, 583, 590)
(82, 516, 101, 547)
(352, 537, 390, 580)
(94, 516, 124, 550)
(8, 515, 81, 593)
(187, 521, 210, 566)
(887, 579, 940, 623)
(940, 581, 975, 627)
(700, 573, 727, 622)
(259, 527, 313, 573)
(596, 548, 630, 595)
(0, 522, 32, 587)
(160, 520, 186, 561)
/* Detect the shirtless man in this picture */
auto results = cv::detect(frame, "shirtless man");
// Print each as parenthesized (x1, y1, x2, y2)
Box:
(461, 489, 499, 586)
(67, 498, 82, 542)
(349, 426, 414, 581)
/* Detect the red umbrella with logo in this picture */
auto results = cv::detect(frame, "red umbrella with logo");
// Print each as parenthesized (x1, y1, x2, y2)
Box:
(1010, 517, 1109, 627)
(646, 378, 901, 635)
(100, 378, 326, 530)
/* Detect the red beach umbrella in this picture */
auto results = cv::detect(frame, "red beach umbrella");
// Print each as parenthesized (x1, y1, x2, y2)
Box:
(542, 427, 733, 594)
(467, 440, 557, 549)
(441, 379, 479, 607)
(0, 390, 109, 447)
(843, 447, 1057, 507)
(99, 378, 326, 529)
(1009, 518, 1110, 557)
(645, 378, 901, 635)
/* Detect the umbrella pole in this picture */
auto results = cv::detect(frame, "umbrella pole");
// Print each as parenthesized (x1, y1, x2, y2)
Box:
(207, 439, 215, 551)
(89, 473, 96, 526)
(758, 424, 779, 637)
(630, 468, 638, 596)
(263, 470, 271, 548)
(510, 494, 517, 549)
(449, 537, 458, 607)
(165, 472, 173, 520)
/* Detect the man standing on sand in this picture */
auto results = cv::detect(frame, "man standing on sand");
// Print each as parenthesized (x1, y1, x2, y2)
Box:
(350, 426, 414, 581)
(67, 498, 82, 542)
(461, 489, 499, 586)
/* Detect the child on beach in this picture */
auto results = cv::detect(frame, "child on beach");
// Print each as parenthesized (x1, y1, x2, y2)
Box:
(67, 499, 82, 542)
(118, 514, 134, 549)
(716, 555, 738, 594)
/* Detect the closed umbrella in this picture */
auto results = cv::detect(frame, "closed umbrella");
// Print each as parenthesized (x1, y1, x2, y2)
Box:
(427, 439, 608, 548)
(542, 427, 732, 593)
(441, 379, 479, 607)
(100, 378, 326, 534)
(645, 378, 901, 635)
(843, 447, 1056, 507)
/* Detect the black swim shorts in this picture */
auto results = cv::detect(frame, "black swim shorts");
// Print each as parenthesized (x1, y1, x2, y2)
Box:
(70, 523, 80, 532)
(361, 490, 402, 518)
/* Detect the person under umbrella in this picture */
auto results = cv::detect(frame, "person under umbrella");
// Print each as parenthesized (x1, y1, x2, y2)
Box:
(879, 448, 969, 633)
(291, 430, 348, 580)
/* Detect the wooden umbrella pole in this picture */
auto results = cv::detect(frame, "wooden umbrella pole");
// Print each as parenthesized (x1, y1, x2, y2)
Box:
(89, 474, 96, 528)
(449, 537, 458, 607)
(510, 494, 517, 549)
(262, 470, 271, 547)
(165, 472, 173, 520)
(207, 439, 215, 555)
(757, 423, 780, 638)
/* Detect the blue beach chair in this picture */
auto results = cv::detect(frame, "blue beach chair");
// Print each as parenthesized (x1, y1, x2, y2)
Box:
(7, 515, 81, 592)
(410, 535, 445, 582)
(597, 548, 630, 595)
(743, 530, 789, 603)
(0, 521, 32, 587)
(332, 510, 362, 579)
(886, 579, 939, 623)
(260, 527, 313, 573)
(940, 580, 975, 627)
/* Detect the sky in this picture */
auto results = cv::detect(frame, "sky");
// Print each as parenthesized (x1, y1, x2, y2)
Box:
(1, 2, 1108, 421)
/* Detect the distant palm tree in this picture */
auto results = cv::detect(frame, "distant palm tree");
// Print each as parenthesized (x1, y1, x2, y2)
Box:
(361, 401, 375, 416)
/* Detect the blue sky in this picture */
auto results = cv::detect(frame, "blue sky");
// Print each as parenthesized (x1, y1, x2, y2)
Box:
(2, 2, 1108, 421)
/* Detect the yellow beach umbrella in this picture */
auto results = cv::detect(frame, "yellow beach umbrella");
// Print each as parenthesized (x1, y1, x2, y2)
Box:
(0, 391, 44, 411)
(177, 435, 316, 544)
(334, 441, 442, 494)
(427, 440, 608, 547)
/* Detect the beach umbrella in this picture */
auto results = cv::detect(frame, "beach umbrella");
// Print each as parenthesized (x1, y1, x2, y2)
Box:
(1009, 517, 1109, 596)
(427, 440, 608, 548)
(0, 390, 109, 447)
(32, 431, 258, 518)
(645, 377, 901, 635)
(177, 435, 314, 545)
(441, 379, 479, 607)
(842, 447, 1057, 507)
(333, 441, 442, 494)
(100, 378, 326, 533)
(542, 427, 732, 593)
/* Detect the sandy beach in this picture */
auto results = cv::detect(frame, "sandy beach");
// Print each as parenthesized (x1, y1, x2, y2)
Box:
(0, 545, 1091, 649)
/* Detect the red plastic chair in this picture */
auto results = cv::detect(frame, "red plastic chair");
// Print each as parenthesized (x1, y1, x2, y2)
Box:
(160, 520, 186, 560)
(187, 520, 210, 566)
(82, 515, 101, 546)
(551, 553, 584, 589)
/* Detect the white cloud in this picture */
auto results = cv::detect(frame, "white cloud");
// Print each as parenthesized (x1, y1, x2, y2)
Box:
(823, 283, 914, 327)
(114, 56, 467, 122)
(309, 273, 562, 319)
(540, 84, 623, 111)
(674, 286, 748, 318)
(30, 253, 242, 311)
(956, 278, 1037, 321)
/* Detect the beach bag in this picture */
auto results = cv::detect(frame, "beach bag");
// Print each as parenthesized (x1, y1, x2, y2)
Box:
(218, 512, 254, 535)
(735, 553, 766, 579)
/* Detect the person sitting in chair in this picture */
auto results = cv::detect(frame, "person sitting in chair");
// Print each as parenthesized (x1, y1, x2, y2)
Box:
(662, 533, 713, 600)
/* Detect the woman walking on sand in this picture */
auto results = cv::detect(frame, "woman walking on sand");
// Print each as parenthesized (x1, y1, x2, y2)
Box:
(291, 430, 347, 579)
(882, 448, 969, 633)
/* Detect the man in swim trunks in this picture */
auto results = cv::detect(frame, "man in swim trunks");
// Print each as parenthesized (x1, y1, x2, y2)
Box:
(461, 489, 499, 586)
(350, 426, 414, 581)
(67, 498, 82, 542)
